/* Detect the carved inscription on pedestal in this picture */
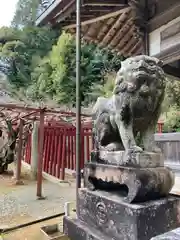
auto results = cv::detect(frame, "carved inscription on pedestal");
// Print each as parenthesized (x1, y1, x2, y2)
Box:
(95, 202, 108, 226)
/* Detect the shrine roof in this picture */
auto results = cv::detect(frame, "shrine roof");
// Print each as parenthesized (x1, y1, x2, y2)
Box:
(36, 0, 128, 26)
(65, 7, 144, 57)
(36, 0, 153, 56)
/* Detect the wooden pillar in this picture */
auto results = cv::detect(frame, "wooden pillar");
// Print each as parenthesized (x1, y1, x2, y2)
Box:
(60, 134, 66, 180)
(76, 0, 82, 218)
(144, 0, 149, 55)
(15, 118, 24, 184)
(84, 135, 87, 163)
(36, 110, 45, 199)
(31, 121, 38, 180)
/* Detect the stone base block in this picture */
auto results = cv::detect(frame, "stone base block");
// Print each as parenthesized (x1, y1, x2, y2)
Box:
(151, 228, 180, 239)
(77, 189, 180, 240)
(63, 216, 109, 240)
(91, 150, 164, 168)
(84, 163, 174, 202)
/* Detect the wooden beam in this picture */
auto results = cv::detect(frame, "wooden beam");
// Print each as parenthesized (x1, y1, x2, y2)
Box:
(53, 3, 121, 24)
(70, 12, 97, 18)
(82, 5, 118, 12)
(148, 2, 180, 32)
(96, 17, 117, 43)
(64, 7, 130, 29)
(115, 25, 136, 51)
(108, 17, 133, 48)
(62, 16, 95, 24)
(36, 0, 74, 26)
(153, 42, 180, 65)
(53, 0, 75, 23)
(82, 0, 127, 6)
(77, 5, 122, 17)
(163, 65, 180, 78)
(0, 103, 89, 116)
(99, 9, 131, 46)
(129, 39, 142, 55)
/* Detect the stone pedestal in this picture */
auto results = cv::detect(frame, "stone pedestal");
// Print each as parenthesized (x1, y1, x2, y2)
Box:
(91, 150, 164, 168)
(84, 162, 174, 203)
(64, 189, 180, 240)
(63, 150, 179, 239)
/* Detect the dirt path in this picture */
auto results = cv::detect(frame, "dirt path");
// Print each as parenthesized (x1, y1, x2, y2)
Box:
(3, 216, 64, 240)
(0, 167, 75, 239)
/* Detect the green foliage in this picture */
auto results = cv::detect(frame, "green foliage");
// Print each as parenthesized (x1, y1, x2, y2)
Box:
(11, 0, 41, 28)
(88, 71, 116, 102)
(28, 31, 124, 106)
(161, 105, 180, 133)
(158, 76, 180, 132)
(0, 26, 59, 87)
(0, 0, 124, 107)
(159, 104, 180, 133)
(0, 27, 21, 44)
(165, 76, 180, 108)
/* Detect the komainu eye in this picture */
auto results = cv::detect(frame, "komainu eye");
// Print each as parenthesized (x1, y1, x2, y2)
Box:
(148, 61, 154, 66)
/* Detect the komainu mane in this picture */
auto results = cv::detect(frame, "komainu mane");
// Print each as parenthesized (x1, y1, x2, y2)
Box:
(92, 55, 166, 153)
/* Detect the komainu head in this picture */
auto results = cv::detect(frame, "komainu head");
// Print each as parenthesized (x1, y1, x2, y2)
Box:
(113, 55, 166, 97)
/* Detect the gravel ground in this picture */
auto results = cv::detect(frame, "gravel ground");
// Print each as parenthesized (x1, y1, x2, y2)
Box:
(0, 172, 76, 227)
(3, 216, 67, 240)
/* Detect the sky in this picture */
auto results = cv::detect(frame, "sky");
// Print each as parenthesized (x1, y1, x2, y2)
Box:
(0, 0, 18, 27)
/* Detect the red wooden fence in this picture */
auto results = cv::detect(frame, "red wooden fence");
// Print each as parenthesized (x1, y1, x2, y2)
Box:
(24, 125, 92, 180)
(24, 121, 163, 180)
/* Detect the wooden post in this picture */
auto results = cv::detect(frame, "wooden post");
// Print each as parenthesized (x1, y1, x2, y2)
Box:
(15, 118, 24, 185)
(76, 0, 82, 218)
(60, 133, 66, 180)
(37, 110, 45, 199)
(31, 121, 38, 180)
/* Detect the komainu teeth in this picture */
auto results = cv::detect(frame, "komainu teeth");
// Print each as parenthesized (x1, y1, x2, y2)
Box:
(102, 176, 105, 181)
(110, 176, 114, 182)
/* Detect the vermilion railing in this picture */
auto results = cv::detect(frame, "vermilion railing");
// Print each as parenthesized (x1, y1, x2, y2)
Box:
(24, 121, 163, 180)
(24, 125, 92, 180)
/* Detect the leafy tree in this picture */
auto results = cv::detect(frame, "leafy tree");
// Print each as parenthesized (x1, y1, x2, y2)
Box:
(0, 27, 21, 44)
(28, 57, 53, 100)
(165, 76, 180, 108)
(28, 31, 124, 106)
(0, 26, 59, 87)
(12, 0, 51, 28)
(158, 76, 180, 132)
(0, 40, 29, 86)
(88, 71, 116, 102)
(11, 0, 40, 28)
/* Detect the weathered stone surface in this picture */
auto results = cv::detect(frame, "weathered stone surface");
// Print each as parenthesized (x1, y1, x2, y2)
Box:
(63, 216, 109, 240)
(151, 228, 180, 239)
(63, 55, 176, 240)
(84, 163, 174, 203)
(78, 189, 180, 240)
(92, 55, 166, 154)
(91, 150, 164, 168)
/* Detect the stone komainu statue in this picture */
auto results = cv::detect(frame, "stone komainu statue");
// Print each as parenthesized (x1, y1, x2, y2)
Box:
(92, 55, 166, 153)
